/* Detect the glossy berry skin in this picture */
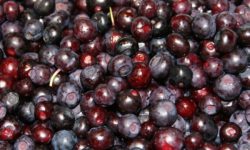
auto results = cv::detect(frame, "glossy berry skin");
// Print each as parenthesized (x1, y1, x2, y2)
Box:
(200, 40, 219, 60)
(54, 50, 79, 72)
(39, 45, 59, 66)
(85, 106, 107, 127)
(177, 53, 202, 67)
(246, 106, 250, 124)
(172, 115, 189, 133)
(52, 130, 78, 150)
(0, 102, 7, 121)
(75, 0, 87, 12)
(1, 92, 19, 113)
(199, 142, 218, 150)
(115, 37, 138, 56)
(14, 78, 34, 97)
(107, 76, 127, 93)
(18, 60, 36, 78)
(199, 94, 222, 116)
(233, 13, 245, 29)
(21, 52, 39, 61)
(0, 57, 18, 79)
(237, 91, 250, 110)
(116, 7, 137, 31)
(79, 53, 96, 69)
(166, 33, 190, 58)
(29, 64, 51, 85)
(149, 52, 172, 80)
(230, 110, 250, 133)
(171, 14, 192, 37)
(192, 13, 216, 39)
(82, 36, 104, 56)
(74, 19, 97, 43)
(73, 116, 89, 138)
(60, 36, 80, 52)
(131, 16, 152, 42)
(203, 57, 223, 78)
(137, 109, 150, 124)
(87, 126, 114, 150)
(151, 18, 168, 37)
(172, 0, 191, 14)
(214, 28, 237, 54)
(106, 112, 119, 134)
(220, 122, 242, 142)
(46, 10, 70, 29)
(150, 100, 177, 127)
(116, 89, 141, 114)
(239, 66, 250, 89)
(222, 49, 248, 74)
(0, 116, 21, 141)
(94, 84, 116, 106)
(238, 23, 250, 46)
(216, 12, 237, 30)
(127, 63, 151, 89)
(188, 38, 199, 53)
(153, 127, 184, 150)
(209, 0, 229, 14)
(184, 132, 204, 150)
(74, 139, 91, 150)
(156, 1, 172, 20)
(51, 105, 75, 130)
(3, 33, 25, 57)
(92, 12, 110, 34)
(69, 70, 82, 89)
(20, 9, 38, 24)
(18, 102, 35, 123)
(86, 0, 111, 12)
(238, 133, 250, 150)
(35, 101, 53, 121)
(168, 65, 193, 88)
(57, 82, 81, 108)
(0, 75, 13, 94)
(80, 91, 96, 112)
(19, 125, 32, 140)
(132, 51, 149, 65)
(13, 135, 35, 150)
(3, 1, 19, 21)
(118, 114, 141, 138)
(34, 0, 55, 16)
(127, 137, 149, 150)
(218, 143, 237, 150)
(1, 21, 22, 37)
(140, 121, 156, 139)
(149, 37, 167, 53)
(191, 114, 218, 141)
(108, 54, 133, 77)
(213, 74, 242, 101)
(176, 97, 196, 119)
(43, 23, 62, 44)
(104, 28, 123, 55)
(189, 65, 207, 89)
(23, 19, 44, 41)
(32, 123, 53, 144)
(32, 87, 53, 104)
(80, 65, 104, 89)
(139, 0, 157, 19)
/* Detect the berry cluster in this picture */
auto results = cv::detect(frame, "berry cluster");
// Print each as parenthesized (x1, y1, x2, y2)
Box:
(0, 0, 249, 150)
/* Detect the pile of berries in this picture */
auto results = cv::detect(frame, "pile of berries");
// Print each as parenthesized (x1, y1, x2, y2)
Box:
(0, 0, 250, 149)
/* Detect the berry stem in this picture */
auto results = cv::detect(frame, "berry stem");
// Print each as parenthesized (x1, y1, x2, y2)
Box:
(49, 68, 61, 87)
(109, 7, 115, 27)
